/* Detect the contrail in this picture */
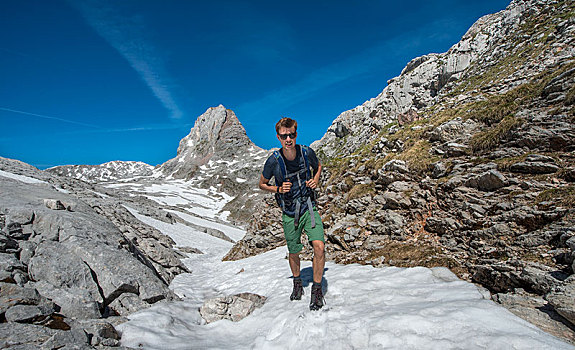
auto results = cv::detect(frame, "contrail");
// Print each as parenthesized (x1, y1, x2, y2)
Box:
(69, 0, 184, 119)
(0, 107, 102, 129)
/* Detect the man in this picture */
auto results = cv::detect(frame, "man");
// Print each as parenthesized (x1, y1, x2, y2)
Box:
(259, 117, 326, 311)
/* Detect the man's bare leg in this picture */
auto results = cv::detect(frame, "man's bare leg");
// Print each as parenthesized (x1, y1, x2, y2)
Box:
(309, 240, 326, 310)
(288, 253, 301, 277)
(311, 240, 325, 284)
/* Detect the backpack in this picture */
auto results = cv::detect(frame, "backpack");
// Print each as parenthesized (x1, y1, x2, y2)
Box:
(272, 145, 316, 228)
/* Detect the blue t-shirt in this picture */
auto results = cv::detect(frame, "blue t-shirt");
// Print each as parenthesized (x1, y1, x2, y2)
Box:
(262, 145, 319, 183)
(262, 145, 320, 216)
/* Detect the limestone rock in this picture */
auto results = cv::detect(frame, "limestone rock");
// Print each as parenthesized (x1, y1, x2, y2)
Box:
(41, 328, 90, 349)
(470, 170, 507, 192)
(546, 279, 575, 326)
(0, 158, 186, 348)
(5, 303, 55, 323)
(0, 323, 57, 348)
(43, 198, 67, 210)
(28, 241, 103, 305)
(199, 292, 267, 324)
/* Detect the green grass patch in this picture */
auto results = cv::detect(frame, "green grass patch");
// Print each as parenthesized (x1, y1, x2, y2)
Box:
(469, 115, 523, 153)
(466, 84, 537, 125)
(396, 140, 438, 174)
(366, 241, 463, 272)
(347, 183, 375, 200)
(535, 185, 575, 208)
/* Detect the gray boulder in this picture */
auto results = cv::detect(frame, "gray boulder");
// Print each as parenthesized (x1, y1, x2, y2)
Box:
(446, 142, 471, 157)
(468, 170, 507, 191)
(71, 319, 121, 347)
(425, 216, 461, 236)
(546, 279, 575, 327)
(28, 241, 103, 305)
(510, 161, 560, 174)
(519, 264, 565, 295)
(373, 211, 406, 238)
(5, 302, 55, 324)
(199, 292, 267, 324)
(381, 191, 412, 209)
(0, 252, 26, 282)
(383, 159, 410, 174)
(429, 117, 480, 143)
(0, 323, 57, 348)
(32, 281, 102, 320)
(41, 328, 90, 349)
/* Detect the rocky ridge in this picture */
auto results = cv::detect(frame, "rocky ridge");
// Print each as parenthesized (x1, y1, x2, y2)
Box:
(47, 161, 154, 183)
(225, 0, 575, 343)
(48, 105, 270, 226)
(312, 0, 575, 158)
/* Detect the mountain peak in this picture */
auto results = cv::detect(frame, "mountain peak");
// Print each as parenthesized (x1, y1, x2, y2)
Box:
(176, 105, 247, 159)
(159, 105, 264, 180)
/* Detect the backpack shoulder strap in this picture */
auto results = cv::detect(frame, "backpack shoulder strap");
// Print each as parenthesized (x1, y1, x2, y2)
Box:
(299, 145, 312, 180)
(272, 150, 287, 181)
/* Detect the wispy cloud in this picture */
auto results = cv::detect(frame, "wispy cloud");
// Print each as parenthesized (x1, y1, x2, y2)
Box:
(0, 107, 103, 129)
(69, 0, 183, 119)
(0, 106, 191, 141)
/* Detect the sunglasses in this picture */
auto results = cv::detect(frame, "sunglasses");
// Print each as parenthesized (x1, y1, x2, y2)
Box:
(278, 132, 297, 140)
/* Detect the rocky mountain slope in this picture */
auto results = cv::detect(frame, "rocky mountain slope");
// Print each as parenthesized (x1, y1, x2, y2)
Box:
(0, 157, 191, 348)
(158, 105, 267, 182)
(311, 0, 575, 157)
(47, 160, 154, 183)
(226, 0, 575, 342)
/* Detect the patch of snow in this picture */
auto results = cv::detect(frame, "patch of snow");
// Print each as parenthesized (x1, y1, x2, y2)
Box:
(169, 210, 245, 242)
(0, 170, 48, 184)
(118, 243, 572, 350)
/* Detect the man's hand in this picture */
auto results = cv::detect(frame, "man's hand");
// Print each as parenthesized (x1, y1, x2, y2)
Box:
(281, 180, 292, 193)
(306, 179, 317, 189)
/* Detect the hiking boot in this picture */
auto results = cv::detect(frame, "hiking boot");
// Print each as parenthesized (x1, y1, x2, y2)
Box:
(290, 277, 303, 301)
(309, 282, 325, 311)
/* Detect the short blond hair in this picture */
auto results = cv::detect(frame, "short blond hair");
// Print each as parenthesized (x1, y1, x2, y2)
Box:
(275, 117, 297, 134)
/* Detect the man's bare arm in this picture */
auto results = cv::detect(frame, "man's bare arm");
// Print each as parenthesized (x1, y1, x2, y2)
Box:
(259, 174, 291, 193)
(306, 162, 322, 189)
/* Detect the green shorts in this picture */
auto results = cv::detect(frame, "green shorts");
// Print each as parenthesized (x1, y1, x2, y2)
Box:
(282, 208, 325, 254)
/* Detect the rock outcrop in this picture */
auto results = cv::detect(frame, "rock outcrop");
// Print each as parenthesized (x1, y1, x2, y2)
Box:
(158, 105, 267, 183)
(0, 157, 188, 348)
(199, 292, 266, 324)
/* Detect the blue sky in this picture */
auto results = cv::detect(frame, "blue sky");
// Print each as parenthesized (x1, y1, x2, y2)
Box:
(0, 0, 510, 169)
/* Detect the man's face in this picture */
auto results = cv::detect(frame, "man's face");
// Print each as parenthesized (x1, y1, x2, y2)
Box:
(277, 126, 297, 150)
